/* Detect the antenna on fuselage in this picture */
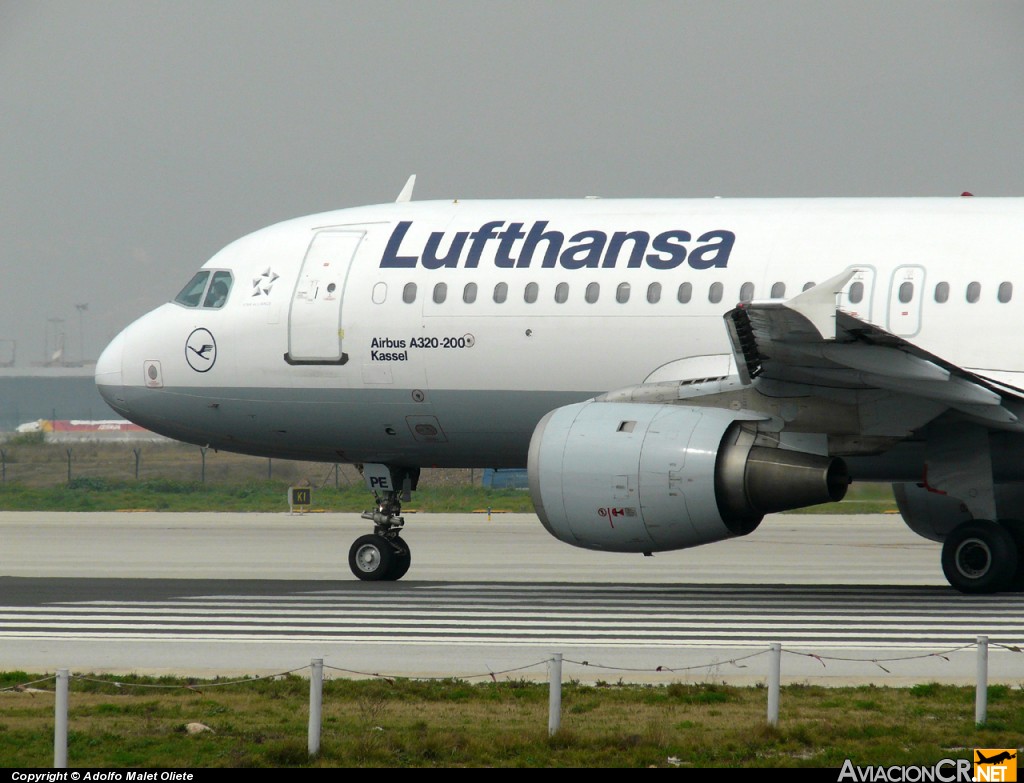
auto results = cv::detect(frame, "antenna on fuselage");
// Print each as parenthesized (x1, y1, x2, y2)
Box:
(396, 174, 416, 203)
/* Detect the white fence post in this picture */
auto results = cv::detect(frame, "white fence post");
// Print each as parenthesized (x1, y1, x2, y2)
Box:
(976, 635, 988, 726)
(767, 643, 781, 727)
(54, 669, 69, 768)
(308, 658, 323, 756)
(548, 653, 562, 736)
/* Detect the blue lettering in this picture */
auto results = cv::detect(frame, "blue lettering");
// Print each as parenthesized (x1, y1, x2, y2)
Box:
(495, 223, 525, 268)
(647, 230, 690, 270)
(688, 230, 735, 269)
(377, 220, 734, 271)
(380, 221, 418, 268)
(606, 231, 650, 269)
(560, 230, 606, 269)
(422, 231, 468, 269)
(519, 221, 563, 268)
(466, 221, 504, 268)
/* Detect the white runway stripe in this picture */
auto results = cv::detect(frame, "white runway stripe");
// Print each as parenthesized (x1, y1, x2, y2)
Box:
(1, 584, 1021, 649)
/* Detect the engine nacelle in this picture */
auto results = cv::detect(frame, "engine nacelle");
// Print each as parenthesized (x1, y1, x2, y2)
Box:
(528, 401, 848, 553)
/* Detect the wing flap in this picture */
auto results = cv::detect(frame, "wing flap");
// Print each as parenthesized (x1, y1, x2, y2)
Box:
(726, 275, 1024, 430)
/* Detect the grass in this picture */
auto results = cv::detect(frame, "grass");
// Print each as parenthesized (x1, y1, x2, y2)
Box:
(1, 674, 1021, 767)
(0, 444, 988, 767)
(0, 442, 896, 513)
(0, 480, 535, 513)
(788, 482, 898, 515)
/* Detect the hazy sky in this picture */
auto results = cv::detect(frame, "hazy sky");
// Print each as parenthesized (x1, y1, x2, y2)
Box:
(2, 1, 1022, 365)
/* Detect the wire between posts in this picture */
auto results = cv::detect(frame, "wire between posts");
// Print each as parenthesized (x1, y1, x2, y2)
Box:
(0, 674, 58, 692)
(323, 659, 551, 682)
(71, 666, 310, 690)
(1, 638, 1006, 698)
(562, 648, 769, 674)
(784, 644, 975, 673)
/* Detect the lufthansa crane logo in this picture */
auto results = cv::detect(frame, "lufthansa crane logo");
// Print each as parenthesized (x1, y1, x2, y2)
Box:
(185, 328, 217, 372)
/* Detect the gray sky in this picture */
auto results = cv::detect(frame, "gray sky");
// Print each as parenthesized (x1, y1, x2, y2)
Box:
(2, 1, 1022, 366)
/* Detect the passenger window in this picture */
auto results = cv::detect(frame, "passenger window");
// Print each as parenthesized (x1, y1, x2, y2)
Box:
(708, 282, 723, 304)
(770, 282, 786, 299)
(585, 282, 600, 304)
(493, 282, 508, 304)
(898, 282, 914, 304)
(174, 271, 210, 308)
(999, 282, 1013, 303)
(463, 282, 477, 304)
(403, 282, 417, 304)
(967, 282, 981, 303)
(647, 282, 661, 304)
(524, 282, 539, 303)
(372, 282, 387, 304)
(739, 282, 754, 302)
(934, 282, 949, 303)
(848, 282, 864, 304)
(802, 281, 816, 292)
(433, 282, 447, 304)
(555, 282, 569, 303)
(616, 283, 630, 304)
(202, 271, 232, 308)
(677, 282, 692, 304)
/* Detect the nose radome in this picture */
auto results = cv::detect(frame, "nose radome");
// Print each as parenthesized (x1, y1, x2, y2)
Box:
(95, 329, 126, 413)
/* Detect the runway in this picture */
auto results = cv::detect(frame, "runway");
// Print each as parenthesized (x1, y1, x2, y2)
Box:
(1, 512, 1022, 684)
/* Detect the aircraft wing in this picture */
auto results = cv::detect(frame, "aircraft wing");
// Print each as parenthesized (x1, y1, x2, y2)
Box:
(723, 270, 1024, 430)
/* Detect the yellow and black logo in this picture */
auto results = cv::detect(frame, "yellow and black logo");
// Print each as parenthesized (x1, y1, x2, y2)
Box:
(975, 749, 1017, 782)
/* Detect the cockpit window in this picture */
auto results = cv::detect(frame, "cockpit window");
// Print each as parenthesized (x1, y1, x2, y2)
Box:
(174, 270, 233, 309)
(175, 272, 210, 307)
(203, 271, 233, 308)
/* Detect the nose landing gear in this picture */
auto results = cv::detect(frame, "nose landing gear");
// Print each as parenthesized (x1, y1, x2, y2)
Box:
(348, 533, 411, 581)
(348, 464, 418, 581)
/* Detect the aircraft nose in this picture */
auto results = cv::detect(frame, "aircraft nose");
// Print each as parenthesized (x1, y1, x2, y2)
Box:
(95, 329, 127, 414)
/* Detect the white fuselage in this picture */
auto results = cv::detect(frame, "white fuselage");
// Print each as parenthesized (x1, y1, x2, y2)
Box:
(95, 197, 1024, 471)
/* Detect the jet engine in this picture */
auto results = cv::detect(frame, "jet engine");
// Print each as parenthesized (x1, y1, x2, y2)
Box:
(528, 401, 849, 552)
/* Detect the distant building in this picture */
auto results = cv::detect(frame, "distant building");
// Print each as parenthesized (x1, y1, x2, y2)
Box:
(0, 367, 112, 433)
(482, 468, 529, 489)
(15, 419, 166, 443)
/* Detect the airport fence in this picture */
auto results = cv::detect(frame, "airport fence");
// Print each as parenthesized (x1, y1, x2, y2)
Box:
(0, 440, 479, 489)
(0, 440, 360, 487)
(3, 636, 1020, 768)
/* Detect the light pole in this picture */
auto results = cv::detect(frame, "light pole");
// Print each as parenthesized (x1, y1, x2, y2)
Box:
(75, 303, 88, 364)
(46, 318, 65, 365)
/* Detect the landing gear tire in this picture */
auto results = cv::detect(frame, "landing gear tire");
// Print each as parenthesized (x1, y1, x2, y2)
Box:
(999, 519, 1024, 592)
(390, 536, 412, 581)
(349, 534, 396, 582)
(941, 521, 1018, 594)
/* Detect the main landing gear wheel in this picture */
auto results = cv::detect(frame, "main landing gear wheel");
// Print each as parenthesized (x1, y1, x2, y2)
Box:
(941, 520, 1018, 594)
(999, 519, 1024, 591)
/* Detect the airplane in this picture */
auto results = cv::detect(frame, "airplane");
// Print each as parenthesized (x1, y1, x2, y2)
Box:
(976, 751, 1016, 765)
(94, 179, 1024, 593)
